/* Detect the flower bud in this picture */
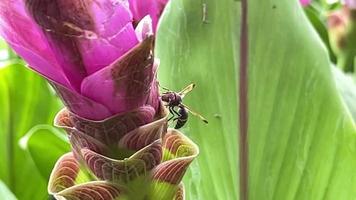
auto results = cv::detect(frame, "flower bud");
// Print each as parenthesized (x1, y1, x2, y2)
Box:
(328, 6, 356, 72)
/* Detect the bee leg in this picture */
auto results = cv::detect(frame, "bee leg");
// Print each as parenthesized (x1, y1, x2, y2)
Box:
(172, 107, 180, 117)
(168, 107, 176, 121)
(172, 110, 182, 121)
(168, 106, 174, 115)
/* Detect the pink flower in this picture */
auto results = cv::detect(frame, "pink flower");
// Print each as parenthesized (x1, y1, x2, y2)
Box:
(0, 0, 169, 120)
(343, 0, 356, 9)
(300, 0, 312, 7)
(129, 0, 169, 30)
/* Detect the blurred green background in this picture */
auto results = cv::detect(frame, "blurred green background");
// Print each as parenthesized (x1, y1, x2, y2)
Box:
(0, 38, 70, 200)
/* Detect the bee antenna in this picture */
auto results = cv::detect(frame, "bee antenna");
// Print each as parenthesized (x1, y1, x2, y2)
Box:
(158, 83, 171, 91)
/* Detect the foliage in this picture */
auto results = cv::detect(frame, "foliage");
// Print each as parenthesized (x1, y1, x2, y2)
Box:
(0, 64, 62, 199)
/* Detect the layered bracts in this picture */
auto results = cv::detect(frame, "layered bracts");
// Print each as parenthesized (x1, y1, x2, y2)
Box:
(49, 104, 198, 200)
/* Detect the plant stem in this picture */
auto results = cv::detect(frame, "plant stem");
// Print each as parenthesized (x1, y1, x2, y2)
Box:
(239, 0, 249, 199)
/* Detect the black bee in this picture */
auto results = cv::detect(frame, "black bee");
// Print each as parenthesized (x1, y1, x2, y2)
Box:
(175, 105, 188, 129)
(160, 83, 208, 129)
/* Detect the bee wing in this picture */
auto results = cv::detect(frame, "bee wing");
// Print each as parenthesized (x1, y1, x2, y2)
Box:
(181, 103, 208, 124)
(178, 83, 195, 98)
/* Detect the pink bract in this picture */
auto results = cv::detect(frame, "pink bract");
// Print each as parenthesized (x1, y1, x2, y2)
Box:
(300, 0, 311, 7)
(0, 0, 168, 120)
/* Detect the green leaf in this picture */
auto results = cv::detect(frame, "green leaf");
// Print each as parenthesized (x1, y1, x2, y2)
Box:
(333, 68, 356, 120)
(20, 125, 70, 180)
(248, 1, 356, 199)
(0, 64, 62, 200)
(157, 0, 356, 199)
(157, 1, 239, 199)
(0, 181, 17, 200)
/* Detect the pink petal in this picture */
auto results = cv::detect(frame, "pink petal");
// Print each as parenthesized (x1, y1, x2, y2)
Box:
(300, 0, 312, 7)
(25, 0, 92, 90)
(135, 16, 154, 42)
(158, 0, 169, 4)
(81, 36, 155, 115)
(80, 23, 138, 75)
(51, 81, 113, 120)
(0, 0, 72, 88)
(25, 0, 139, 89)
(327, 10, 347, 29)
(129, 0, 168, 30)
(343, 0, 356, 9)
(77, 0, 139, 74)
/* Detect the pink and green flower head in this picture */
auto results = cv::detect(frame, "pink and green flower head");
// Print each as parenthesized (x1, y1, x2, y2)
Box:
(0, 0, 169, 120)
(0, 1, 201, 200)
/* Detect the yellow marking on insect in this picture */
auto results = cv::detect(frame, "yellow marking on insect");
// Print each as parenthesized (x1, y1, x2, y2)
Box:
(181, 103, 208, 124)
(178, 83, 195, 98)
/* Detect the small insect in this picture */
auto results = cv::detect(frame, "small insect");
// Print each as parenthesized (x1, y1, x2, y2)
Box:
(160, 83, 208, 129)
(175, 105, 188, 129)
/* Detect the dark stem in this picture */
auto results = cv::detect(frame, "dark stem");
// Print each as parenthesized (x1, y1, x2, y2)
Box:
(239, 0, 249, 199)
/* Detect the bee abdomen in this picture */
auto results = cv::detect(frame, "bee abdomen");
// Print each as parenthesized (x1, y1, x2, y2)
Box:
(175, 118, 188, 129)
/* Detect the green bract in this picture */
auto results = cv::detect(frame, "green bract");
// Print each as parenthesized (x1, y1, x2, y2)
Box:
(48, 105, 198, 200)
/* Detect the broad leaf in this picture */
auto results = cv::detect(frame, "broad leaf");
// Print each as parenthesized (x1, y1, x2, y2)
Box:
(20, 125, 70, 180)
(0, 64, 62, 199)
(248, 1, 356, 199)
(333, 68, 356, 120)
(157, 0, 356, 199)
